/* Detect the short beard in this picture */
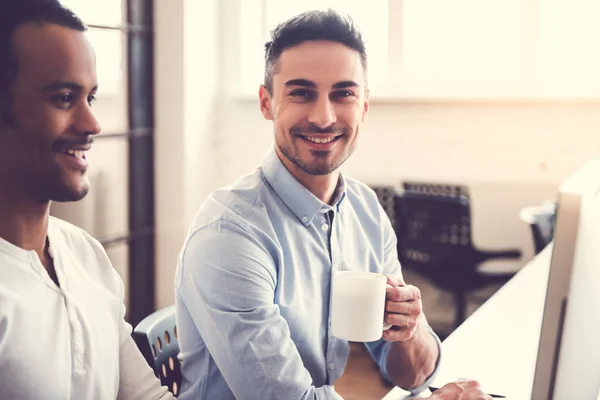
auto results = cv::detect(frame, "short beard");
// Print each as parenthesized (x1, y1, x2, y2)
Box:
(28, 184, 89, 205)
(277, 122, 355, 176)
(28, 171, 90, 204)
(277, 143, 350, 176)
(50, 186, 90, 203)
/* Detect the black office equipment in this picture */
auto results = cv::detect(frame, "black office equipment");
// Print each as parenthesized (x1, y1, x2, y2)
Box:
(394, 182, 522, 329)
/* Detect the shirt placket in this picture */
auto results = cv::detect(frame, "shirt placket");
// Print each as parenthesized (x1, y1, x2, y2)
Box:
(63, 291, 86, 372)
(52, 247, 87, 395)
(323, 208, 341, 384)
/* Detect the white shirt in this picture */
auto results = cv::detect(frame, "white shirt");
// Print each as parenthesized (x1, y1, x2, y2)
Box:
(0, 217, 174, 400)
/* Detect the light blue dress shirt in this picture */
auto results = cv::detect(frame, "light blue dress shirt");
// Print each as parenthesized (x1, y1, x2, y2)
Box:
(175, 148, 441, 400)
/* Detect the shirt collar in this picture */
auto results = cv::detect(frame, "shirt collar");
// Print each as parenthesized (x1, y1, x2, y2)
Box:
(0, 236, 31, 263)
(331, 175, 347, 210)
(261, 148, 347, 226)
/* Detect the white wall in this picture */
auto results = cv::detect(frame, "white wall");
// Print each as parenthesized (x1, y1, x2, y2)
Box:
(154, 0, 220, 308)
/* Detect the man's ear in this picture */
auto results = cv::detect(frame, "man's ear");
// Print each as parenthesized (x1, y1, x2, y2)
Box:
(259, 85, 274, 120)
(361, 89, 370, 123)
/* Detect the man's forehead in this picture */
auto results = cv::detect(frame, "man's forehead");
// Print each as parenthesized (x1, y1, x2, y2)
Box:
(12, 23, 96, 86)
(274, 40, 365, 87)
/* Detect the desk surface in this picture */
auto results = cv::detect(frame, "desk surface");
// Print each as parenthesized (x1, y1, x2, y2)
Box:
(382, 247, 552, 400)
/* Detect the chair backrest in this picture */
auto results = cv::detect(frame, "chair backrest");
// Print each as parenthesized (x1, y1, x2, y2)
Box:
(371, 185, 398, 229)
(403, 181, 471, 200)
(395, 182, 475, 271)
(133, 305, 181, 397)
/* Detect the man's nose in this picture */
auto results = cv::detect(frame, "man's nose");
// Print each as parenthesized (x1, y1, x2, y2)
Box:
(308, 97, 337, 128)
(73, 103, 101, 136)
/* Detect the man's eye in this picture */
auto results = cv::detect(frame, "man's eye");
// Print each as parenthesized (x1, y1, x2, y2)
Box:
(87, 94, 97, 106)
(50, 93, 75, 109)
(333, 90, 354, 99)
(56, 93, 73, 104)
(290, 89, 314, 100)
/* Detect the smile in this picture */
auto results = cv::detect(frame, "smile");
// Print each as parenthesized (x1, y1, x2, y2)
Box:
(302, 136, 340, 144)
(64, 149, 87, 159)
(55, 146, 91, 171)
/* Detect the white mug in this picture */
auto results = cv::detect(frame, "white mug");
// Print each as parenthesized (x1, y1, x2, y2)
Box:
(331, 271, 392, 342)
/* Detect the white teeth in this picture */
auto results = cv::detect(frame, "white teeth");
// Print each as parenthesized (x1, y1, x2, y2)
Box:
(66, 149, 86, 158)
(306, 136, 335, 144)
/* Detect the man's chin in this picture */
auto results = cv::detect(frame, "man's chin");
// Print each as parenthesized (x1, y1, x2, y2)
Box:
(279, 144, 340, 176)
(297, 160, 337, 176)
(50, 181, 90, 202)
(51, 191, 89, 203)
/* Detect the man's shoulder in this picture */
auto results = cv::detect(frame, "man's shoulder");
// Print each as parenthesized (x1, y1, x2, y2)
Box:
(344, 176, 380, 204)
(177, 169, 281, 279)
(192, 167, 273, 231)
(341, 176, 390, 227)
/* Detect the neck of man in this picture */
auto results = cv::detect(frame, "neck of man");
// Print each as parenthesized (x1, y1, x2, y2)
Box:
(277, 151, 340, 205)
(0, 181, 51, 258)
(299, 172, 339, 205)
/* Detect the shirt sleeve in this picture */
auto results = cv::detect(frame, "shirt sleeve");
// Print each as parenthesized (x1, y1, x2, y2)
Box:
(364, 207, 442, 395)
(113, 269, 176, 400)
(176, 218, 343, 400)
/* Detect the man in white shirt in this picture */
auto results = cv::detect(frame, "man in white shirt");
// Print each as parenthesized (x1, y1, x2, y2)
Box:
(0, 1, 174, 399)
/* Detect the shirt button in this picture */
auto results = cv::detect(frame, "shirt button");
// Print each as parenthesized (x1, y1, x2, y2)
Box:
(328, 363, 335, 370)
(302, 217, 308, 223)
(321, 224, 329, 232)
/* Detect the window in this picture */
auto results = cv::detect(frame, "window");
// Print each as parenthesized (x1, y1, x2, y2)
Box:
(58, 0, 123, 26)
(399, 0, 529, 96)
(237, 0, 600, 99)
(537, 0, 600, 97)
(61, 0, 126, 96)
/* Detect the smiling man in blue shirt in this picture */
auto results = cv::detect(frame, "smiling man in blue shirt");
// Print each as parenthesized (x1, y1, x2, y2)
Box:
(175, 9, 443, 400)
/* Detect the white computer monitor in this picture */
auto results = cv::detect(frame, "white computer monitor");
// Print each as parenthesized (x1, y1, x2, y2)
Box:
(532, 159, 600, 399)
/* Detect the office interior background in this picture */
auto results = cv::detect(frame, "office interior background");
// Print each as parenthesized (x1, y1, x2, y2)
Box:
(51, 0, 600, 397)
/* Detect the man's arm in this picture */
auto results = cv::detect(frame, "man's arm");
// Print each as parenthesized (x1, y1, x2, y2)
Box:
(111, 269, 175, 400)
(384, 298, 440, 390)
(176, 218, 342, 400)
(117, 334, 176, 400)
(366, 206, 441, 393)
(365, 289, 441, 392)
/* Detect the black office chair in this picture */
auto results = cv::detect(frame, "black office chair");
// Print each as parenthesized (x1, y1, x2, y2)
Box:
(394, 182, 522, 329)
(371, 185, 398, 229)
(133, 305, 181, 397)
(520, 201, 557, 255)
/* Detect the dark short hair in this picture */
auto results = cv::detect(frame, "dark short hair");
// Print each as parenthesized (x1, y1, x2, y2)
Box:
(0, 0, 86, 122)
(263, 9, 367, 92)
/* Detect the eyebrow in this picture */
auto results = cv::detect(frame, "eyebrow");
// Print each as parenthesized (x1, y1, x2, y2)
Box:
(41, 81, 98, 93)
(332, 80, 359, 89)
(284, 79, 360, 90)
(284, 79, 317, 88)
